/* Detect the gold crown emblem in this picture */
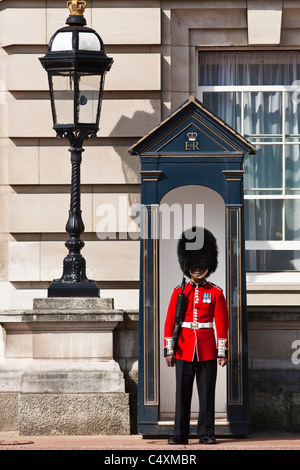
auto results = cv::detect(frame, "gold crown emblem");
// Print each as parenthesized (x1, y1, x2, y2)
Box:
(187, 131, 197, 141)
(67, 0, 87, 16)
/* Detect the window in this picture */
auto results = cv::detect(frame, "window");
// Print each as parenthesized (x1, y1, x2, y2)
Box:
(198, 51, 300, 272)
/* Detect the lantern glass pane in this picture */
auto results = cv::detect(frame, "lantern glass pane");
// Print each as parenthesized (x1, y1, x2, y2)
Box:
(78, 32, 101, 51)
(51, 32, 73, 51)
(77, 74, 102, 125)
(52, 73, 75, 125)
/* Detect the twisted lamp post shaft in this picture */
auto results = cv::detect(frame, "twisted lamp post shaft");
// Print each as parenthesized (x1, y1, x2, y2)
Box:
(48, 132, 98, 297)
(64, 145, 86, 282)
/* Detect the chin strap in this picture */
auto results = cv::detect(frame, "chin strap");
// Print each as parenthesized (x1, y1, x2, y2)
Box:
(191, 268, 209, 282)
(199, 268, 209, 279)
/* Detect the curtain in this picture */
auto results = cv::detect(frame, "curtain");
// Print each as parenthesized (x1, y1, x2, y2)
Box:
(199, 51, 300, 86)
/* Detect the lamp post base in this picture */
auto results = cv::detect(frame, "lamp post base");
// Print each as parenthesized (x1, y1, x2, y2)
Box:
(48, 280, 99, 298)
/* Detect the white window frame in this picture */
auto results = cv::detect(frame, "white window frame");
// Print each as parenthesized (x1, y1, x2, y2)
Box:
(197, 84, 300, 276)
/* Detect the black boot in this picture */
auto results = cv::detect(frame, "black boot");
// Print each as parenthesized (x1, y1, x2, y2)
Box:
(168, 436, 188, 445)
(199, 434, 217, 444)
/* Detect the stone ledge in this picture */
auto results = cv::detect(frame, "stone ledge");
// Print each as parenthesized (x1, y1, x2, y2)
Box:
(0, 312, 124, 325)
(247, 283, 300, 291)
(0, 298, 140, 324)
(21, 370, 125, 394)
(33, 297, 114, 310)
(0, 301, 123, 325)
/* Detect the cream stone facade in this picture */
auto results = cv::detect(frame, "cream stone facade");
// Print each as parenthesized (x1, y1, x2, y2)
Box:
(1, 0, 300, 434)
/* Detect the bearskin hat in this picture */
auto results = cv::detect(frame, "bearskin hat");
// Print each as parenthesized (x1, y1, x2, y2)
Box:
(177, 227, 218, 278)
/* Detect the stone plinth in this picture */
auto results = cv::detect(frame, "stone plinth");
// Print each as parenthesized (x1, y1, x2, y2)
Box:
(0, 297, 131, 435)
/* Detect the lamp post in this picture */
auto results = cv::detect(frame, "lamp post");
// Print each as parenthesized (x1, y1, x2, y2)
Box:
(40, 1, 113, 297)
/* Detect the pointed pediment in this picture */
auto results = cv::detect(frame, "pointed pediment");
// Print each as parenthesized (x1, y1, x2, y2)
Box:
(129, 96, 256, 156)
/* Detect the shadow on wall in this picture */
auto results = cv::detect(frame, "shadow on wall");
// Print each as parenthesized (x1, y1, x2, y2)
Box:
(98, 98, 162, 232)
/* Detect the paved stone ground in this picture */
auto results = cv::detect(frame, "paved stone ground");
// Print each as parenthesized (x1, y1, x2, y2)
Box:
(0, 432, 300, 451)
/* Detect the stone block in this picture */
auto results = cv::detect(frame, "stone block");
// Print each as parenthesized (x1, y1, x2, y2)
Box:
(250, 391, 290, 432)
(0, 370, 24, 393)
(0, 282, 44, 311)
(191, 29, 248, 47)
(99, 99, 161, 138)
(106, 54, 161, 91)
(171, 9, 247, 46)
(40, 241, 69, 282)
(93, 193, 141, 235)
(85, 241, 140, 281)
(9, 236, 140, 282)
(19, 393, 130, 435)
(9, 193, 93, 233)
(250, 362, 300, 393)
(248, 329, 297, 359)
(291, 393, 300, 432)
(8, 242, 40, 282)
(114, 329, 139, 360)
(40, 240, 139, 282)
(8, 145, 39, 185)
(38, 144, 141, 185)
(171, 46, 190, 93)
(281, 29, 300, 46)
(5, 331, 33, 359)
(21, 368, 125, 394)
(39, 145, 74, 184)
(82, 145, 141, 184)
(92, 8, 161, 45)
(6, 53, 48, 92)
(46, 6, 92, 44)
(247, 282, 300, 306)
(247, 0, 282, 45)
(0, 393, 18, 431)
(8, 99, 53, 138)
(32, 331, 113, 360)
(0, 5, 46, 46)
(102, 289, 139, 311)
(33, 296, 114, 310)
(0, 195, 9, 235)
(282, 7, 300, 29)
(8, 99, 161, 138)
(7, 53, 161, 92)
(0, 140, 9, 186)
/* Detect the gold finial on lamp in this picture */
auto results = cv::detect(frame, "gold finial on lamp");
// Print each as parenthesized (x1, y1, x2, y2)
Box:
(66, 0, 87, 16)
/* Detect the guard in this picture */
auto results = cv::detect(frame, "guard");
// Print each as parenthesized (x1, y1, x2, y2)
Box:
(164, 227, 229, 445)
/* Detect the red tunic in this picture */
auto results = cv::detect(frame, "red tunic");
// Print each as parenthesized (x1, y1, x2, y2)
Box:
(164, 281, 229, 362)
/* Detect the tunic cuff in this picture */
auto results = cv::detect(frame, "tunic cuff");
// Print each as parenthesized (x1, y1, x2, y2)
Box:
(164, 337, 175, 356)
(217, 338, 228, 358)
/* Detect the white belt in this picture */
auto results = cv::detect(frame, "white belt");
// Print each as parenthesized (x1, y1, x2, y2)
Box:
(181, 321, 213, 329)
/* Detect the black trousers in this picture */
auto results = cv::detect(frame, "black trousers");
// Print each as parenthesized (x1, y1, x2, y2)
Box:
(174, 357, 217, 438)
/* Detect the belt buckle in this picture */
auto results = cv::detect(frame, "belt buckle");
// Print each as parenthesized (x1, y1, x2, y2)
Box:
(191, 322, 198, 329)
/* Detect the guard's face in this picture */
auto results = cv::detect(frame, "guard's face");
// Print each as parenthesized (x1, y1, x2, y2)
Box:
(189, 268, 208, 282)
